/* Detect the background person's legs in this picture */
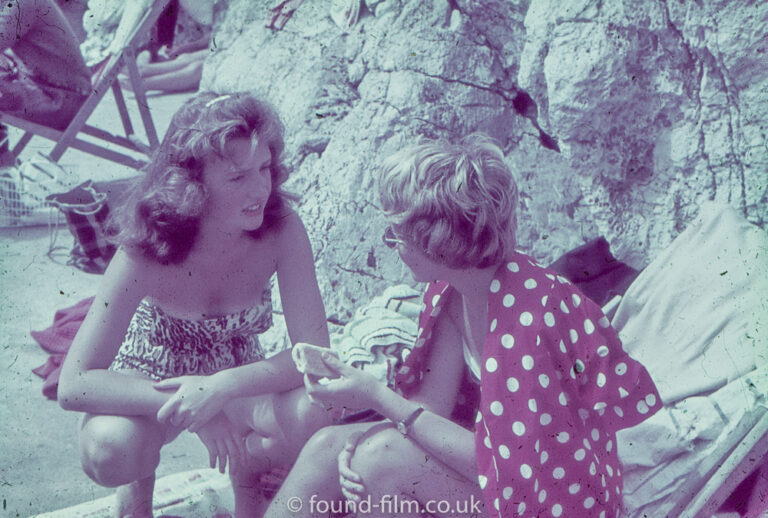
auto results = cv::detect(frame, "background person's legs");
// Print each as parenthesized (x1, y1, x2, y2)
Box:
(121, 49, 207, 93)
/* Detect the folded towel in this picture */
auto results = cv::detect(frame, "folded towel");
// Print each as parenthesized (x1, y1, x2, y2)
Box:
(331, 284, 421, 386)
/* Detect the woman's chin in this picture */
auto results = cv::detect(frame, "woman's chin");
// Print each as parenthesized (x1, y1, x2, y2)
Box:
(241, 214, 265, 231)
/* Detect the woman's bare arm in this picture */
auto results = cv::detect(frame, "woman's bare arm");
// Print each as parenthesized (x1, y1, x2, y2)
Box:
(276, 211, 330, 348)
(407, 290, 467, 417)
(58, 248, 171, 415)
(164, 212, 329, 404)
(225, 211, 330, 394)
(308, 293, 477, 480)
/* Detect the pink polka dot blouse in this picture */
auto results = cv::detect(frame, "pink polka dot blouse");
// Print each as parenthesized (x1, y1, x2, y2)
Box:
(395, 252, 660, 517)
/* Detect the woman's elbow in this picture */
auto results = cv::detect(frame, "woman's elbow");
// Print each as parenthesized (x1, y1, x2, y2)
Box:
(57, 370, 83, 411)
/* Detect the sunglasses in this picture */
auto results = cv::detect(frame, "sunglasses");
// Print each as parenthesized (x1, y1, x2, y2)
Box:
(382, 226, 406, 249)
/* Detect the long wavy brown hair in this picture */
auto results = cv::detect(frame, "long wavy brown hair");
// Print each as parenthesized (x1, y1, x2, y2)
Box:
(109, 92, 295, 264)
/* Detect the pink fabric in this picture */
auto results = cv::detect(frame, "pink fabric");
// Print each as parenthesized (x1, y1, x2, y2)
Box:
(395, 252, 660, 517)
(31, 296, 94, 400)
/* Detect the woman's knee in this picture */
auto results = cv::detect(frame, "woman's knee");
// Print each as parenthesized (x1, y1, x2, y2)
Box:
(349, 427, 413, 489)
(79, 415, 162, 487)
(302, 425, 348, 457)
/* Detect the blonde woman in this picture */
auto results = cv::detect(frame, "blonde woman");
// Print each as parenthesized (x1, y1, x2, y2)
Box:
(265, 134, 661, 518)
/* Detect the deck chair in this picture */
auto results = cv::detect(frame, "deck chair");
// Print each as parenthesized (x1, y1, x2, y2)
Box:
(0, 0, 171, 170)
(679, 411, 768, 518)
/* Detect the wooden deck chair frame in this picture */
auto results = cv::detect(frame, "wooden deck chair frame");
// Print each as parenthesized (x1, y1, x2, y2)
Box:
(0, 0, 171, 170)
(674, 410, 768, 518)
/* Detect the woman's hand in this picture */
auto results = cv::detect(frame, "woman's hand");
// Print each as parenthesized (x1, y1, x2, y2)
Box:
(195, 412, 246, 475)
(303, 354, 384, 412)
(154, 373, 230, 432)
(338, 432, 366, 503)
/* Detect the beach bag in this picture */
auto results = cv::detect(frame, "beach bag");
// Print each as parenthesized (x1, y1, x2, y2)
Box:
(0, 153, 73, 227)
(46, 180, 116, 274)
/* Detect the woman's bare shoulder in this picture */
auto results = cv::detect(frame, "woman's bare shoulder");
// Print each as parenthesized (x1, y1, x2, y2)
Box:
(275, 208, 304, 231)
(106, 246, 162, 286)
(271, 210, 311, 246)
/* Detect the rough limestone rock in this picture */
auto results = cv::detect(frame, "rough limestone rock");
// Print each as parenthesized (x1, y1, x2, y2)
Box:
(203, 0, 767, 323)
(518, 0, 768, 267)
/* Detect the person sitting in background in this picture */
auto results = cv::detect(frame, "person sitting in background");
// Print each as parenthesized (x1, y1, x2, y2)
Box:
(119, 0, 214, 94)
(0, 0, 91, 130)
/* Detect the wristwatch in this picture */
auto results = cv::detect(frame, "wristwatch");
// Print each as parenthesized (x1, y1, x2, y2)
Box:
(397, 406, 425, 436)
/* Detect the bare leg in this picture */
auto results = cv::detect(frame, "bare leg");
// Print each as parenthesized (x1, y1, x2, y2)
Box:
(79, 414, 179, 518)
(137, 50, 209, 78)
(222, 388, 336, 517)
(122, 61, 203, 93)
(224, 387, 336, 463)
(264, 422, 384, 518)
(230, 468, 270, 518)
(348, 427, 483, 518)
(114, 475, 155, 518)
(120, 50, 207, 93)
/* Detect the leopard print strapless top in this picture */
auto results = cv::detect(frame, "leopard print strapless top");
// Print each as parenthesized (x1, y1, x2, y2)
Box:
(109, 287, 273, 380)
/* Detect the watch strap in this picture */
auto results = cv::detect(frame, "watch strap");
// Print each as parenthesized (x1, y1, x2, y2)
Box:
(397, 406, 425, 436)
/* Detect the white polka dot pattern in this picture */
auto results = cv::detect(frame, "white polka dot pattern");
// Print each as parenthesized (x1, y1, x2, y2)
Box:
(394, 253, 660, 518)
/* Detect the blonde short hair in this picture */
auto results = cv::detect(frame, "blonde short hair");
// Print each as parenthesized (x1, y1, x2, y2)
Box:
(377, 134, 518, 269)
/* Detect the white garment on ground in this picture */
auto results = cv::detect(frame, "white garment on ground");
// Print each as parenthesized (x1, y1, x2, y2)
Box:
(613, 202, 768, 517)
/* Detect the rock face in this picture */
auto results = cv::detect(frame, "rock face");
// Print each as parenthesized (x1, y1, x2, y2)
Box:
(203, 0, 767, 322)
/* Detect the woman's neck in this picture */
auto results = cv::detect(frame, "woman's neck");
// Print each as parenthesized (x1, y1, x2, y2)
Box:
(196, 217, 246, 246)
(442, 263, 500, 302)
(188, 220, 251, 263)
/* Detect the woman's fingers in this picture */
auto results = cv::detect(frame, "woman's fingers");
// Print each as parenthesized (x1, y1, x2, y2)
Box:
(187, 416, 208, 433)
(223, 438, 237, 476)
(224, 435, 242, 476)
(341, 486, 363, 504)
(338, 440, 363, 483)
(153, 378, 182, 391)
(338, 432, 366, 500)
(178, 411, 197, 431)
(215, 439, 227, 474)
(320, 353, 353, 376)
(339, 474, 365, 497)
(205, 439, 218, 469)
(303, 373, 325, 407)
(338, 460, 364, 485)
(338, 437, 366, 497)
(170, 413, 184, 428)
(156, 396, 182, 423)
